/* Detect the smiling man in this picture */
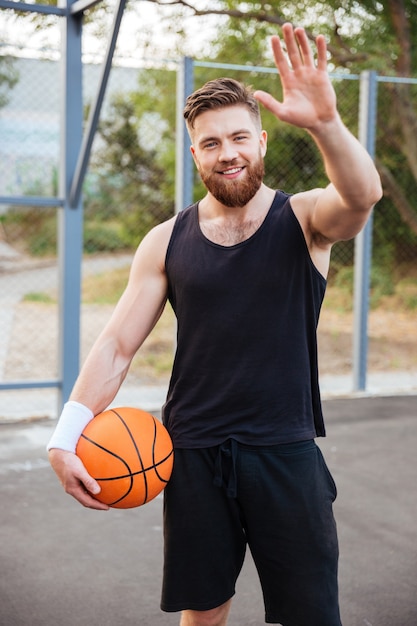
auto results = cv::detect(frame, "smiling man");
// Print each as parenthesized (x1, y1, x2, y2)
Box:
(48, 23, 382, 626)
(189, 100, 267, 211)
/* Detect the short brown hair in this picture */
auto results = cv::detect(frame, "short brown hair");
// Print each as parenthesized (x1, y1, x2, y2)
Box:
(183, 77, 261, 134)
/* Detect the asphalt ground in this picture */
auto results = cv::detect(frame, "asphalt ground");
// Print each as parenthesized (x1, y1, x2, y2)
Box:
(0, 394, 416, 626)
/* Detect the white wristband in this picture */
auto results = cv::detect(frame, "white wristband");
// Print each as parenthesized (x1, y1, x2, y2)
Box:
(47, 401, 94, 453)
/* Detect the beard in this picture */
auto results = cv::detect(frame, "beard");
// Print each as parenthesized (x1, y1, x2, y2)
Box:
(198, 154, 265, 208)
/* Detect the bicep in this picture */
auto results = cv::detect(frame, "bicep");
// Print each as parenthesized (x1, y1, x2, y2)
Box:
(315, 184, 375, 243)
(294, 185, 373, 247)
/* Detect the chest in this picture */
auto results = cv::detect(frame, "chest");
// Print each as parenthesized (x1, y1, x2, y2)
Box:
(199, 216, 265, 246)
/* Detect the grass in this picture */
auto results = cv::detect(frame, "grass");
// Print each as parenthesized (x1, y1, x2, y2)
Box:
(325, 266, 417, 313)
(82, 267, 129, 304)
(26, 263, 417, 312)
(82, 266, 176, 382)
(23, 292, 55, 303)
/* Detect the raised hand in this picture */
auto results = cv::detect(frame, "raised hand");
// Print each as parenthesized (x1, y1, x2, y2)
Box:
(254, 23, 338, 132)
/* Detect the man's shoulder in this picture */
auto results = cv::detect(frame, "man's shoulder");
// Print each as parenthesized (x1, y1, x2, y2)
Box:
(149, 214, 178, 238)
(136, 215, 178, 264)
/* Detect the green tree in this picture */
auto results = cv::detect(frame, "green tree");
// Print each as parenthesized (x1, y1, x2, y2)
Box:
(86, 82, 175, 248)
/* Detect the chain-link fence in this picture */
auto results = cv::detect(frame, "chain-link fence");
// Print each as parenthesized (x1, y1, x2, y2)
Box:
(1, 9, 416, 420)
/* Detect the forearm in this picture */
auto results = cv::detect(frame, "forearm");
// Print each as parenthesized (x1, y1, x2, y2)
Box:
(69, 334, 131, 415)
(309, 115, 382, 210)
(47, 335, 132, 453)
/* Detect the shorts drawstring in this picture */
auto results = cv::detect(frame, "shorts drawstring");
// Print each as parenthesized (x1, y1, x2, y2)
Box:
(213, 438, 238, 498)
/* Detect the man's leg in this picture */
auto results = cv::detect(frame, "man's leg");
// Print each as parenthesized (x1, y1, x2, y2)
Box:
(180, 599, 232, 626)
(162, 449, 246, 617)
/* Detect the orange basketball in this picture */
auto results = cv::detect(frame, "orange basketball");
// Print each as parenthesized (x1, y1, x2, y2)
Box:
(76, 407, 174, 509)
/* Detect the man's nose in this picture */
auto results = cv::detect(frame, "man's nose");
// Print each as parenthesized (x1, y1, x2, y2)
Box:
(218, 141, 239, 162)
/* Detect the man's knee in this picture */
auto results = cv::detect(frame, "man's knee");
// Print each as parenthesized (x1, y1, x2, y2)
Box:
(180, 599, 232, 626)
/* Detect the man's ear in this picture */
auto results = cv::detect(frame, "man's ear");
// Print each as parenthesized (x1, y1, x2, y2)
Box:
(190, 145, 198, 166)
(260, 130, 268, 157)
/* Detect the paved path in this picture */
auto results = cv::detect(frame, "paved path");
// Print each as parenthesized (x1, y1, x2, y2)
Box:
(0, 253, 133, 379)
(0, 395, 416, 626)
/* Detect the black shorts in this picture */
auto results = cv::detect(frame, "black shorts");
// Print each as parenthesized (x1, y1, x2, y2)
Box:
(161, 439, 341, 626)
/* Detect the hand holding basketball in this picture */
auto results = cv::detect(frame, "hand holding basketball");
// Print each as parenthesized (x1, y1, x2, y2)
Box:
(76, 407, 174, 509)
(48, 448, 110, 510)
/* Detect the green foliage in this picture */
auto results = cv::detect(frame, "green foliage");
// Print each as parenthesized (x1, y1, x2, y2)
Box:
(373, 194, 417, 266)
(329, 261, 417, 310)
(28, 217, 56, 256)
(194, 0, 394, 71)
(264, 126, 326, 192)
(83, 221, 128, 253)
(369, 266, 395, 308)
(334, 265, 354, 291)
(23, 292, 55, 303)
(85, 77, 176, 247)
(396, 278, 417, 310)
(1, 206, 56, 256)
(0, 55, 18, 108)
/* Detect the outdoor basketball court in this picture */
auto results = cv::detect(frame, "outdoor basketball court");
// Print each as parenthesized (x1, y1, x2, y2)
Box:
(1, 394, 416, 626)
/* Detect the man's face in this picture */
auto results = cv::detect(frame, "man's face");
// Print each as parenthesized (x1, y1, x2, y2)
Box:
(190, 105, 267, 207)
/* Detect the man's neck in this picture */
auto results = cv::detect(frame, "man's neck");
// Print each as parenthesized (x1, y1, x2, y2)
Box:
(197, 185, 275, 246)
(199, 184, 274, 221)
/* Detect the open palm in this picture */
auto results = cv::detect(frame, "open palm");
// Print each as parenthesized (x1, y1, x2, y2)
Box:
(255, 23, 337, 131)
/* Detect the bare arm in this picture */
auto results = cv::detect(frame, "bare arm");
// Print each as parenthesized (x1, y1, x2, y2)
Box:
(48, 217, 175, 509)
(69, 224, 171, 413)
(254, 23, 382, 247)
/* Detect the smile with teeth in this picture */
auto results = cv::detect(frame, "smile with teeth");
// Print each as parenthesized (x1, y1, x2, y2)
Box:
(220, 167, 244, 175)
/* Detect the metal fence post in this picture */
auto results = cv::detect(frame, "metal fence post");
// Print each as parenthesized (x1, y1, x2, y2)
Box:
(57, 0, 84, 408)
(353, 70, 378, 391)
(175, 56, 194, 213)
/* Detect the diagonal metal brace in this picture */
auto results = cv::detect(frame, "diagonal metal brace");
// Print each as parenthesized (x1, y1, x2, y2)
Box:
(70, 0, 103, 15)
(69, 0, 127, 208)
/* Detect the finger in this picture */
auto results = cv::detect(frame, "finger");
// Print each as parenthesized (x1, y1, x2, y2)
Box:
(270, 34, 291, 80)
(74, 469, 110, 509)
(253, 90, 284, 119)
(66, 457, 109, 509)
(79, 470, 101, 496)
(77, 488, 110, 510)
(315, 34, 328, 72)
(294, 27, 315, 67)
(67, 478, 110, 510)
(281, 22, 303, 70)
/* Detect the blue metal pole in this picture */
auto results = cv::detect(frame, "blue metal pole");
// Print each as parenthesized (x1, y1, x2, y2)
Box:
(175, 56, 194, 213)
(353, 70, 378, 391)
(57, 0, 84, 408)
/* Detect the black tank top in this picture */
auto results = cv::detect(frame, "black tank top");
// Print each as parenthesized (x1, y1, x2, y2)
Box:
(162, 190, 327, 448)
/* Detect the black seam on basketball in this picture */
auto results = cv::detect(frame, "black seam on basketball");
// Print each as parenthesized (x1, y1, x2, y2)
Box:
(111, 408, 149, 503)
(79, 434, 133, 473)
(95, 449, 174, 484)
(79, 433, 135, 504)
(150, 416, 162, 481)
